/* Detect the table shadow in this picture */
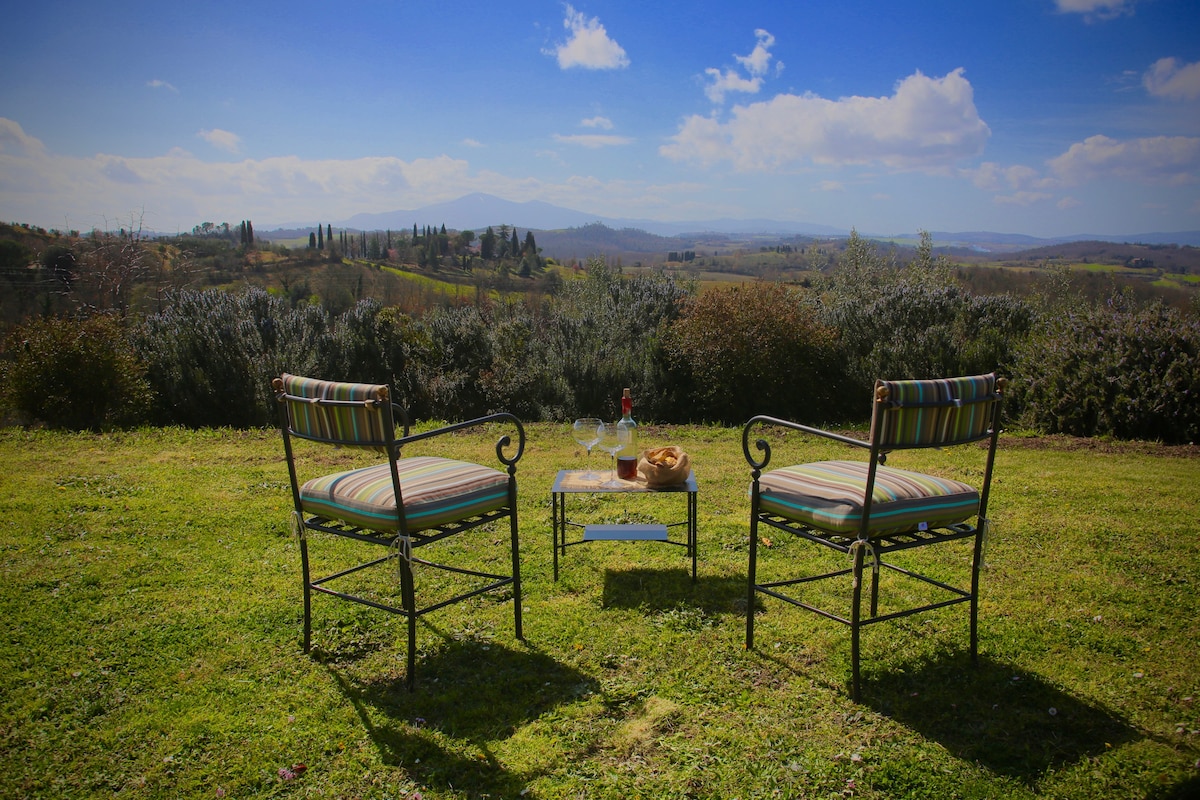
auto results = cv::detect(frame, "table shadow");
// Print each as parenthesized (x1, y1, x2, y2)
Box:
(601, 567, 744, 615)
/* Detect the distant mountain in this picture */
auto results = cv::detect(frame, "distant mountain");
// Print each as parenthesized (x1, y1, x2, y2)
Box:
(927, 230, 1200, 249)
(339, 193, 847, 238)
(257, 192, 1200, 249)
(1064, 231, 1200, 247)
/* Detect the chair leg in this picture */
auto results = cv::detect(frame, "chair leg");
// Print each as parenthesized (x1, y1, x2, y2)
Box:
(869, 554, 881, 618)
(970, 527, 984, 663)
(850, 543, 865, 702)
(510, 509, 523, 640)
(746, 514, 760, 650)
(300, 535, 312, 653)
(398, 549, 417, 690)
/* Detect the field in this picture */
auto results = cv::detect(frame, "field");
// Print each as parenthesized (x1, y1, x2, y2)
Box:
(1, 425, 1198, 798)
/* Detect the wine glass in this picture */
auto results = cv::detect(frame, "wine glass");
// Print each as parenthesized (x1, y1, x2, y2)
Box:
(597, 421, 628, 487)
(572, 417, 602, 480)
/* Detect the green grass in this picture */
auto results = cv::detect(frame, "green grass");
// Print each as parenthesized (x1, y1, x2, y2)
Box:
(1, 425, 1198, 799)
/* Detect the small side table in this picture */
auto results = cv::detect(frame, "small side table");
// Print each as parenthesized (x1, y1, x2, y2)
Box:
(550, 469, 698, 581)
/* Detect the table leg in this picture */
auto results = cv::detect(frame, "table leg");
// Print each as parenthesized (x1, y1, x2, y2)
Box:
(689, 490, 698, 581)
(552, 490, 561, 581)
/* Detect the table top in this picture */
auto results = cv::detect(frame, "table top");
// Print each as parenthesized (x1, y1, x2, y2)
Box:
(552, 469, 697, 494)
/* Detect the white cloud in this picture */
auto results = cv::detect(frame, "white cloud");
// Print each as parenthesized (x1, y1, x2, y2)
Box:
(704, 69, 763, 104)
(461, 138, 484, 148)
(147, 79, 178, 93)
(547, 5, 629, 70)
(198, 129, 242, 154)
(553, 133, 633, 148)
(1054, 0, 1136, 21)
(581, 116, 614, 130)
(994, 191, 1053, 206)
(1143, 57, 1200, 101)
(704, 29, 778, 103)
(0, 117, 676, 230)
(0, 117, 47, 158)
(664, 68, 990, 172)
(968, 162, 1046, 192)
(1048, 134, 1200, 185)
(736, 29, 777, 77)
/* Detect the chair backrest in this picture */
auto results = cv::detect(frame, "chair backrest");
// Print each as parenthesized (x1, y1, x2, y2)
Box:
(274, 373, 394, 450)
(871, 373, 1002, 450)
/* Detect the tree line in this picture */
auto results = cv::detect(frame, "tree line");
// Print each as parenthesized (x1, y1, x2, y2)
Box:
(2, 231, 1198, 444)
(299, 221, 545, 277)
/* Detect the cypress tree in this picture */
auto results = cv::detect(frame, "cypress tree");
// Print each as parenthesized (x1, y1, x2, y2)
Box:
(481, 226, 496, 260)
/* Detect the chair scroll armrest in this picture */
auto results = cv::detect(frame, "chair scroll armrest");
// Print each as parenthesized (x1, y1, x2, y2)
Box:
(395, 413, 526, 467)
(742, 415, 869, 473)
(391, 403, 411, 438)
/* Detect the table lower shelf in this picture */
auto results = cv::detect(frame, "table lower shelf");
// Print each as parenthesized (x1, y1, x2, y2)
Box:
(583, 523, 669, 542)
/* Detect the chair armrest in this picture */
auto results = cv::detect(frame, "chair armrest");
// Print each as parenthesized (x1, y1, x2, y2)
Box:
(742, 415, 869, 472)
(395, 413, 526, 467)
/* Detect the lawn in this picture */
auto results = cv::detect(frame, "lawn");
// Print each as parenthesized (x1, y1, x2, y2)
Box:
(1, 425, 1197, 799)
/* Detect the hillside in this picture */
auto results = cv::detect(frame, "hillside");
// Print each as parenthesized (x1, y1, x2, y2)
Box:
(991, 240, 1200, 273)
(533, 223, 731, 263)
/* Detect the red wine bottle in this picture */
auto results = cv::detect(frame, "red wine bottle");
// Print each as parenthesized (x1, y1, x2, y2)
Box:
(616, 388, 639, 479)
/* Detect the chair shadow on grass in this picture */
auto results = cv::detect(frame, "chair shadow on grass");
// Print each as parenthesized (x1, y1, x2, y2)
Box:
(601, 567, 745, 615)
(860, 652, 1141, 787)
(329, 630, 596, 799)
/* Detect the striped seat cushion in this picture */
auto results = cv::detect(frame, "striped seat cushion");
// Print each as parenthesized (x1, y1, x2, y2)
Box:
(758, 460, 979, 537)
(299, 456, 510, 533)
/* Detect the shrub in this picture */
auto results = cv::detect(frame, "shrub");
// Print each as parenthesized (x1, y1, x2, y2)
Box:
(135, 288, 333, 428)
(664, 282, 847, 424)
(1011, 295, 1200, 443)
(539, 259, 690, 420)
(330, 302, 432, 416)
(412, 300, 571, 422)
(0, 313, 150, 430)
(814, 232, 1034, 400)
(825, 282, 1034, 394)
(417, 304, 503, 420)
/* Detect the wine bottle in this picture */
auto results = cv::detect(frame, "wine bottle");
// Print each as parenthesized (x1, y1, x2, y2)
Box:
(616, 387, 639, 480)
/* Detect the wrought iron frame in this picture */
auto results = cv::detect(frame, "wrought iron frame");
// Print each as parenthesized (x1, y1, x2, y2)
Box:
(743, 379, 1004, 701)
(274, 379, 524, 689)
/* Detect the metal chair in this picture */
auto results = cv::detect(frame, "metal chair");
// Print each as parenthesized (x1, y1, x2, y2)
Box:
(273, 373, 524, 688)
(744, 373, 1005, 700)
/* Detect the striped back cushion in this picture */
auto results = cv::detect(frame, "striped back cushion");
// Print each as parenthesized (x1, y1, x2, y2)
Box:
(281, 373, 390, 447)
(758, 460, 979, 537)
(873, 373, 997, 449)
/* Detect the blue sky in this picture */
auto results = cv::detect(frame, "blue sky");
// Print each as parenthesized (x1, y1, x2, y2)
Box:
(1, 0, 1198, 237)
